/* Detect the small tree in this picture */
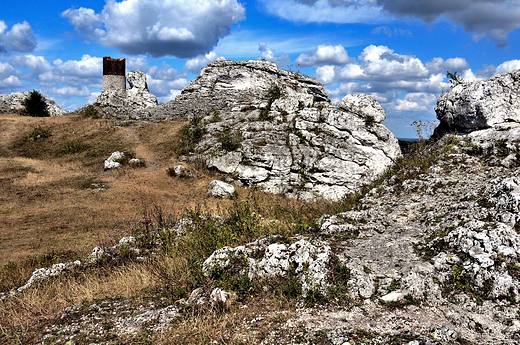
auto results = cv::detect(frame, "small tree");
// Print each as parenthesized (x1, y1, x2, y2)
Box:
(447, 71, 464, 87)
(22, 90, 49, 117)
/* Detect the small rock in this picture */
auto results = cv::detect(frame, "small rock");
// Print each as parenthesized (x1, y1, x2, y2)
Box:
(210, 288, 235, 306)
(208, 180, 235, 198)
(381, 292, 405, 303)
(104, 151, 124, 169)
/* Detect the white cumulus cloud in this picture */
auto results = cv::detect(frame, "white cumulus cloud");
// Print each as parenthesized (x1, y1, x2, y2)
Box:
(258, 42, 291, 67)
(62, 0, 245, 58)
(10, 55, 53, 77)
(0, 20, 36, 53)
(295, 44, 354, 67)
(185, 52, 225, 73)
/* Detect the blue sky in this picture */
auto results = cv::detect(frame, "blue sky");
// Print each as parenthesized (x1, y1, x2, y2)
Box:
(1, 0, 520, 137)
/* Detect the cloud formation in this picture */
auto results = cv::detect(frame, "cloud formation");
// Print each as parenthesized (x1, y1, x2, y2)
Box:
(378, 0, 520, 42)
(0, 21, 37, 54)
(295, 44, 354, 67)
(260, 0, 387, 24)
(185, 52, 224, 73)
(62, 0, 245, 58)
(258, 43, 291, 67)
(261, 0, 520, 42)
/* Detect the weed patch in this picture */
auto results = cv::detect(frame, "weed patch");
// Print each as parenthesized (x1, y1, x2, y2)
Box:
(22, 127, 52, 142)
(218, 128, 242, 152)
(57, 140, 89, 155)
(174, 114, 206, 155)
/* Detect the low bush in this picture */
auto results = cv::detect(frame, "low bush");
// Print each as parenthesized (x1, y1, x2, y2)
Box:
(81, 105, 100, 119)
(218, 128, 242, 152)
(22, 127, 52, 142)
(174, 114, 206, 155)
(57, 140, 89, 155)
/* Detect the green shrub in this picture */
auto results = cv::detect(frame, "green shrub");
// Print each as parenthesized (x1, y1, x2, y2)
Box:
(210, 109, 221, 123)
(22, 127, 51, 142)
(218, 128, 242, 152)
(257, 84, 282, 121)
(174, 114, 206, 155)
(82, 105, 100, 119)
(22, 90, 49, 117)
(57, 140, 88, 155)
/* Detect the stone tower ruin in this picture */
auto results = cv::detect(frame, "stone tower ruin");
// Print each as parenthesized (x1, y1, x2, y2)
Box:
(102, 57, 126, 91)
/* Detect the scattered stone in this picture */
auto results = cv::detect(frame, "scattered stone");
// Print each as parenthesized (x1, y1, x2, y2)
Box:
(168, 164, 196, 178)
(210, 288, 235, 306)
(381, 292, 405, 303)
(85, 236, 141, 265)
(104, 151, 125, 169)
(208, 180, 235, 198)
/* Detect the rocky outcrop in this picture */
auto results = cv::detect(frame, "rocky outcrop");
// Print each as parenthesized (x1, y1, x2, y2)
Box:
(0, 260, 81, 300)
(203, 237, 333, 296)
(169, 60, 401, 201)
(94, 70, 158, 119)
(197, 137, 520, 344)
(435, 69, 520, 134)
(0, 91, 69, 116)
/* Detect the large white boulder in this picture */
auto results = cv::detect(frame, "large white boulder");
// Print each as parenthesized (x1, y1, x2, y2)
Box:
(436, 69, 520, 132)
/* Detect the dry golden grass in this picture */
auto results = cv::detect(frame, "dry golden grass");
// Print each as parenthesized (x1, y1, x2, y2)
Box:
(0, 112, 350, 344)
(0, 113, 235, 267)
(0, 261, 159, 342)
(157, 296, 296, 345)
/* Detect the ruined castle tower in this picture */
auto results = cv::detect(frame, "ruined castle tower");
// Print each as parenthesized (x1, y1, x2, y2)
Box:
(102, 57, 126, 91)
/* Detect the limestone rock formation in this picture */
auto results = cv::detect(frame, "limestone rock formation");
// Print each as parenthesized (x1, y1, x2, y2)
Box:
(15, 137, 520, 344)
(168, 60, 401, 201)
(95, 70, 158, 118)
(0, 91, 69, 116)
(436, 69, 520, 133)
(203, 237, 333, 296)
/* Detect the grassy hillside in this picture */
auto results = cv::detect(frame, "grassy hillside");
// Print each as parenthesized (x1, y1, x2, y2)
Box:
(0, 112, 355, 343)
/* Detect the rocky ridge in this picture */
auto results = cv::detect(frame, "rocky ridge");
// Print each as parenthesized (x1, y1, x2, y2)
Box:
(204, 136, 520, 344)
(0, 91, 69, 117)
(169, 60, 401, 201)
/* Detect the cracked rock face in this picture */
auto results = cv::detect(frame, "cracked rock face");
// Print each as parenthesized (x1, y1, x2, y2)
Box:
(0, 91, 69, 117)
(436, 69, 520, 132)
(203, 237, 333, 296)
(168, 60, 401, 201)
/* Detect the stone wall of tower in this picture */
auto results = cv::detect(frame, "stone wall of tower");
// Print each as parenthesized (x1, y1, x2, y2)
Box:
(102, 57, 126, 91)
